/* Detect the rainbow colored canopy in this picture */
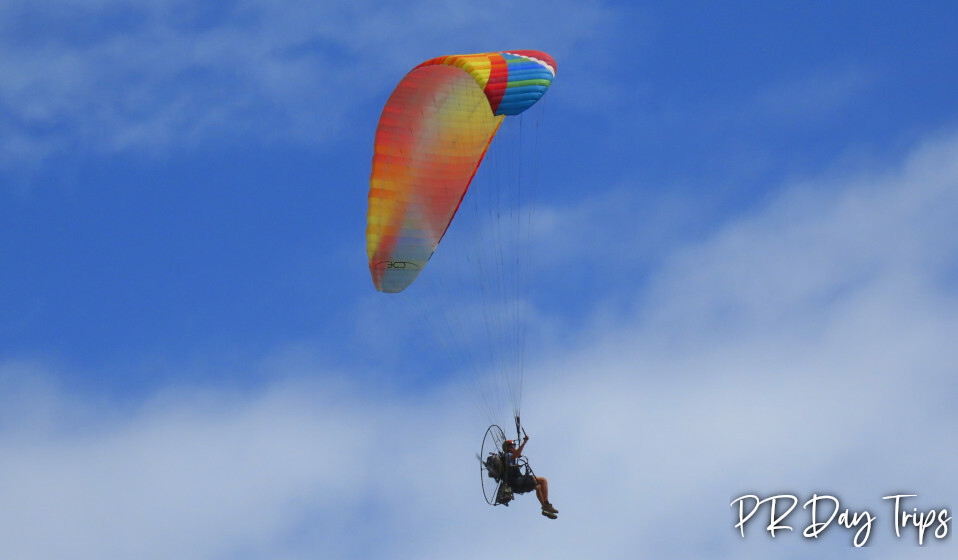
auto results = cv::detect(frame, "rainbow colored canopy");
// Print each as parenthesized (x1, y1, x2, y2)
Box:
(366, 50, 556, 293)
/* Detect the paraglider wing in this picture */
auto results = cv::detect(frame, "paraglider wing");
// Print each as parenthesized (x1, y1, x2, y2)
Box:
(366, 51, 556, 293)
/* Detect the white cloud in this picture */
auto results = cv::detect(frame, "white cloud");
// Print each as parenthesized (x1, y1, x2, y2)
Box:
(0, 368, 386, 559)
(3, 130, 958, 558)
(0, 0, 618, 170)
(644, 131, 958, 334)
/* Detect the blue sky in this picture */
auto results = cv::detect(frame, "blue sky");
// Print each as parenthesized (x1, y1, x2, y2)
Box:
(2, 1, 958, 558)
